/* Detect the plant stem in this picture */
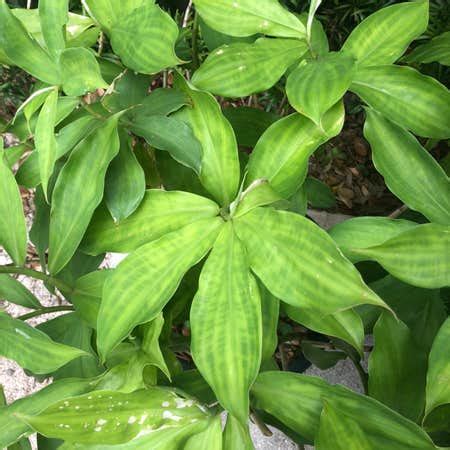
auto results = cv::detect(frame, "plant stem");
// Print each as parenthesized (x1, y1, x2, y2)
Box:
(388, 204, 408, 219)
(250, 410, 273, 437)
(0, 265, 72, 296)
(351, 357, 369, 395)
(17, 305, 74, 321)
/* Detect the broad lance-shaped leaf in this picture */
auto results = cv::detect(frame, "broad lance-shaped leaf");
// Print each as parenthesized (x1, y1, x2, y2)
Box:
(0, 275, 41, 309)
(364, 109, 450, 225)
(223, 414, 254, 450)
(259, 282, 280, 367)
(405, 31, 450, 66)
(425, 318, 450, 418)
(184, 415, 222, 450)
(110, 4, 181, 74)
(315, 401, 372, 450)
(329, 217, 418, 263)
(306, 0, 322, 42)
(49, 115, 120, 275)
(174, 73, 240, 206)
(286, 52, 355, 126)
(38, 0, 68, 57)
(191, 223, 262, 424)
(18, 389, 208, 445)
(246, 102, 344, 198)
(369, 313, 427, 422)
(0, 312, 88, 375)
(193, 0, 305, 39)
(0, 143, 27, 265)
(235, 207, 389, 316)
(351, 65, 450, 139)
(60, 47, 108, 97)
(285, 304, 364, 357)
(34, 87, 58, 200)
(129, 115, 202, 173)
(192, 38, 307, 97)
(104, 130, 145, 223)
(251, 371, 438, 449)
(353, 223, 450, 289)
(98, 218, 223, 360)
(0, 1, 60, 84)
(71, 270, 112, 328)
(13, 86, 54, 126)
(341, 1, 429, 67)
(0, 377, 102, 448)
(82, 190, 219, 254)
(81, 0, 151, 34)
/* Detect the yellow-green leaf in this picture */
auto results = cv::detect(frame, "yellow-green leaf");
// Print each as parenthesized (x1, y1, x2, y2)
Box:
(110, 4, 181, 74)
(351, 65, 450, 139)
(223, 414, 254, 450)
(193, 0, 306, 39)
(0, 275, 41, 309)
(82, 189, 220, 254)
(0, 143, 27, 265)
(49, 115, 120, 274)
(38, 0, 68, 57)
(246, 102, 344, 198)
(98, 218, 223, 360)
(191, 223, 262, 424)
(192, 38, 307, 97)
(353, 223, 450, 289)
(341, 1, 429, 67)
(235, 207, 388, 316)
(286, 52, 355, 126)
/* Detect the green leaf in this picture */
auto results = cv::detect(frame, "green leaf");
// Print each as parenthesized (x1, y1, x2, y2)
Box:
(252, 371, 438, 448)
(425, 318, 450, 418)
(341, 1, 429, 67)
(192, 38, 307, 97)
(304, 177, 336, 209)
(129, 115, 202, 173)
(18, 389, 208, 445)
(184, 415, 223, 450)
(222, 107, 278, 148)
(246, 102, 344, 198)
(369, 312, 427, 422)
(0, 377, 101, 448)
(370, 275, 446, 353)
(174, 73, 240, 206)
(131, 88, 189, 118)
(98, 217, 223, 360)
(191, 223, 262, 424)
(48, 115, 120, 274)
(0, 275, 41, 309)
(81, 0, 151, 34)
(105, 130, 145, 223)
(364, 109, 450, 225)
(38, 0, 68, 57)
(315, 400, 370, 450)
(140, 314, 170, 380)
(286, 52, 355, 126)
(82, 189, 219, 254)
(35, 87, 58, 200)
(37, 313, 101, 380)
(0, 143, 27, 265)
(353, 223, 450, 289)
(328, 217, 418, 263)
(223, 414, 254, 450)
(351, 65, 450, 139)
(235, 207, 388, 316)
(71, 270, 112, 329)
(306, 0, 322, 43)
(193, 0, 306, 39)
(259, 282, 280, 367)
(301, 343, 346, 370)
(405, 31, 450, 66)
(110, 4, 180, 74)
(285, 304, 364, 357)
(13, 86, 54, 126)
(60, 47, 108, 97)
(29, 186, 50, 270)
(0, 1, 60, 84)
(0, 312, 88, 374)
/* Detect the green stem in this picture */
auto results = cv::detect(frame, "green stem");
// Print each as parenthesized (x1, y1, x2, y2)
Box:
(351, 357, 369, 395)
(18, 305, 75, 321)
(192, 11, 200, 70)
(0, 265, 72, 296)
